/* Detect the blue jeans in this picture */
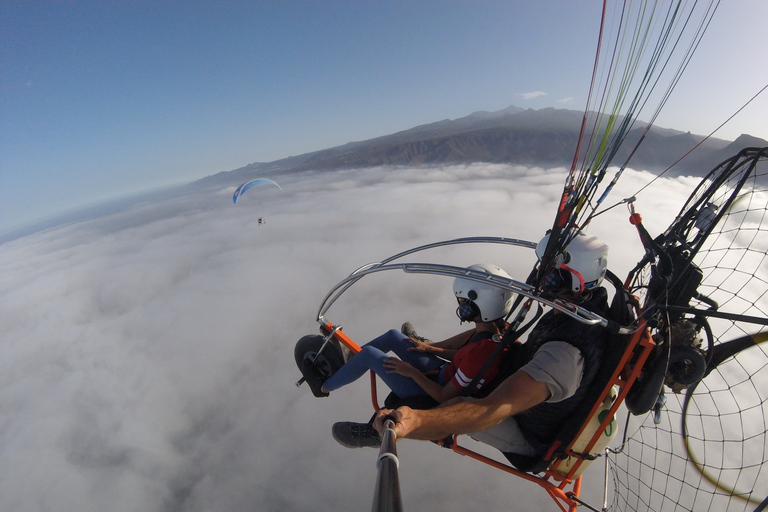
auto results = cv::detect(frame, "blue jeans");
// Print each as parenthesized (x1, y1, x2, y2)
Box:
(323, 329, 447, 398)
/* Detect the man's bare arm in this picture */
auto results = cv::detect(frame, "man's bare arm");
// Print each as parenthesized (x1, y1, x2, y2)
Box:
(374, 370, 551, 440)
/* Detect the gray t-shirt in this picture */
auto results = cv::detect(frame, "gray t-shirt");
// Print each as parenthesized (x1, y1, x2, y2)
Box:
(519, 341, 584, 402)
(467, 341, 584, 454)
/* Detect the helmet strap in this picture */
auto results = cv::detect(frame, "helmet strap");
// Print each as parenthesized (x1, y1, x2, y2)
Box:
(560, 263, 585, 295)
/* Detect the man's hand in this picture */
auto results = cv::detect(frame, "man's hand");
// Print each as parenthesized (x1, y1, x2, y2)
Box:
(373, 406, 420, 439)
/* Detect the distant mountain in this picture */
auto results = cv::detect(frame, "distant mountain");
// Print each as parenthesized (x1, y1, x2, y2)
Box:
(197, 106, 766, 187)
(668, 134, 768, 178)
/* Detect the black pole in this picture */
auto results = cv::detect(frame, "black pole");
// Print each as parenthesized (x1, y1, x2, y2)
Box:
(371, 420, 404, 512)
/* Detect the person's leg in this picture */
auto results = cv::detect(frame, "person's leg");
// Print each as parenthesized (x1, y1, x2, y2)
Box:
(467, 415, 540, 457)
(323, 345, 383, 390)
(323, 344, 428, 397)
(324, 329, 431, 389)
(323, 329, 444, 396)
(367, 329, 445, 371)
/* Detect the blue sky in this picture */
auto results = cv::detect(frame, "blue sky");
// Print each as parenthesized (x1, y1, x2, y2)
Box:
(2, 1, 767, 235)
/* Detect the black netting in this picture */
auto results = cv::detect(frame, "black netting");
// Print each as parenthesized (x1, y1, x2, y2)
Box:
(608, 148, 768, 512)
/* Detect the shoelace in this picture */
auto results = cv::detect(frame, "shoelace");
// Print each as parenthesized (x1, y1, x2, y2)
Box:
(351, 424, 380, 438)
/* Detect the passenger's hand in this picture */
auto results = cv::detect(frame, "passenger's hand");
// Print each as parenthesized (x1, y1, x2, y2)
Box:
(383, 357, 419, 378)
(406, 338, 432, 353)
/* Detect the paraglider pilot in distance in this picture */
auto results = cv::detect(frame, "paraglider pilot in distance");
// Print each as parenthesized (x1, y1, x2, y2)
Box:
(372, 231, 612, 460)
(300, 263, 516, 448)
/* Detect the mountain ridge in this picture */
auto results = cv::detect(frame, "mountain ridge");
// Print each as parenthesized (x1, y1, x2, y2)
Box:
(198, 106, 766, 186)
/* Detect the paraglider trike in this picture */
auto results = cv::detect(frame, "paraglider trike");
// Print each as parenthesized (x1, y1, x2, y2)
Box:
(293, 236, 655, 512)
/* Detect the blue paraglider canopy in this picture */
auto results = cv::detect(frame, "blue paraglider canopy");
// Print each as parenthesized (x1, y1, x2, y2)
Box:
(232, 178, 282, 204)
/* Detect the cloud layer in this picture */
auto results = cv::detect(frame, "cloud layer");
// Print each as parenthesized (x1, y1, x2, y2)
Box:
(0, 164, 704, 512)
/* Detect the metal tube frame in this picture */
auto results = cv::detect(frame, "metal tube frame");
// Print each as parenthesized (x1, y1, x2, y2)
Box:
(315, 236, 631, 334)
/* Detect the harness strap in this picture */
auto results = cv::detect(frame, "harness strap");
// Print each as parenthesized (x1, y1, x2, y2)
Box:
(460, 301, 544, 397)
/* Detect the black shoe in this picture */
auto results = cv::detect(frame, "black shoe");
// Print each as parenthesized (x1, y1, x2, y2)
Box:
(301, 359, 329, 397)
(401, 322, 432, 343)
(332, 422, 382, 448)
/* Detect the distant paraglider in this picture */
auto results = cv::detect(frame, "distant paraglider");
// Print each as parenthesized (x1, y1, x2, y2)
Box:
(232, 178, 282, 204)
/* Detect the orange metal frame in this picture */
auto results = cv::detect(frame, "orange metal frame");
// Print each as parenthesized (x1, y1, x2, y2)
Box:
(320, 316, 656, 511)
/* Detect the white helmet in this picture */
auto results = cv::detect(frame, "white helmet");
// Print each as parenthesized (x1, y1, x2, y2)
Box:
(535, 231, 608, 293)
(452, 263, 514, 322)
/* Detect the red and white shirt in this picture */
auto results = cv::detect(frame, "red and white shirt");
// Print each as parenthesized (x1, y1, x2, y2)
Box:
(442, 333, 506, 393)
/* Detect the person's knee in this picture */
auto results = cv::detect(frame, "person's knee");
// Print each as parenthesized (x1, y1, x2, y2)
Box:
(359, 345, 379, 358)
(376, 329, 406, 351)
(386, 328, 402, 338)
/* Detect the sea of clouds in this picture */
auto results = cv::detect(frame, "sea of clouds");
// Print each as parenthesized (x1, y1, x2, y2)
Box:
(0, 164, 703, 512)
